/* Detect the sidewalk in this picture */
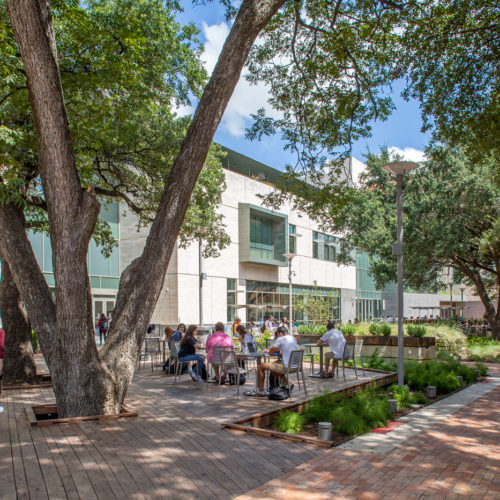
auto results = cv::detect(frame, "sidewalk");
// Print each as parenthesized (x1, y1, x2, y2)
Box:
(236, 365, 500, 500)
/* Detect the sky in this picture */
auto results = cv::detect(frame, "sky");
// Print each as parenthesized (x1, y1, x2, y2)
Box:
(176, 2, 430, 170)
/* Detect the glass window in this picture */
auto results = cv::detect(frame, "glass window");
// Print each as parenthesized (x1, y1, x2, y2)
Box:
(289, 224, 296, 254)
(227, 278, 236, 322)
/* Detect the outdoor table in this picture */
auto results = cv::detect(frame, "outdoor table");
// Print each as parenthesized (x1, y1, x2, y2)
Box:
(303, 342, 330, 378)
(236, 351, 274, 397)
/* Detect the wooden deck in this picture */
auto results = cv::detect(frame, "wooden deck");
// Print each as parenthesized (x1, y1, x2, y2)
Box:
(0, 361, 390, 499)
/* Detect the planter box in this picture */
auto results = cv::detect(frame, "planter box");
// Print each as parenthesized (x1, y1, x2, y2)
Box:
(293, 334, 436, 360)
(26, 403, 137, 426)
(345, 335, 436, 361)
(222, 371, 397, 447)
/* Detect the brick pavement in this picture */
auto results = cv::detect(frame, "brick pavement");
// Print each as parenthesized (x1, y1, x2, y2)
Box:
(236, 365, 500, 500)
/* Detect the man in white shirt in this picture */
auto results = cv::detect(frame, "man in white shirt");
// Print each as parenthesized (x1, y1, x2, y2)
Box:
(317, 320, 346, 377)
(264, 315, 273, 332)
(256, 326, 298, 396)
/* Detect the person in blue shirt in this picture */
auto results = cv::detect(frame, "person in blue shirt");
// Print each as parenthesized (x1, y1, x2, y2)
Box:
(170, 323, 186, 342)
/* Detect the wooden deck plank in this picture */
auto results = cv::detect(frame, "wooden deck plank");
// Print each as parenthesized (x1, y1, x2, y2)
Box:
(75, 421, 149, 500)
(6, 393, 30, 500)
(74, 421, 130, 500)
(59, 424, 118, 500)
(111, 414, 223, 499)
(29, 423, 69, 500)
(43, 423, 98, 500)
(0, 393, 17, 500)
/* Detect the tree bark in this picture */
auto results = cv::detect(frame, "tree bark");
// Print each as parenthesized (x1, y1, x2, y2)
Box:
(457, 263, 500, 340)
(0, 260, 37, 385)
(6, 0, 285, 416)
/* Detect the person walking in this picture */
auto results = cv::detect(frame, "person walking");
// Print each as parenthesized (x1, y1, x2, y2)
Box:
(97, 313, 109, 345)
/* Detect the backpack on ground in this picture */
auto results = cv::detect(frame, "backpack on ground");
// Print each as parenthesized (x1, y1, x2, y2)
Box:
(268, 386, 289, 400)
(268, 373, 280, 390)
(228, 372, 246, 385)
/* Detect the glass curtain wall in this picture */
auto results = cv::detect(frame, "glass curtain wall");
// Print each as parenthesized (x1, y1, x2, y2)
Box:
(356, 252, 382, 321)
(246, 280, 340, 323)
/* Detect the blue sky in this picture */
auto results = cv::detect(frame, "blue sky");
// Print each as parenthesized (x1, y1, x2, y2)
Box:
(176, 2, 430, 169)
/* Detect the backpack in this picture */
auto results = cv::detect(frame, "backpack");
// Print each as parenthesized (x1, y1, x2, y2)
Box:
(268, 373, 280, 390)
(228, 372, 246, 385)
(268, 386, 290, 400)
(100, 319, 108, 331)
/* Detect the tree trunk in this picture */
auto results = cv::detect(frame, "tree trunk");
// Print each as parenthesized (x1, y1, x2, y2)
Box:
(0, 260, 37, 385)
(6, 0, 285, 417)
(462, 267, 500, 340)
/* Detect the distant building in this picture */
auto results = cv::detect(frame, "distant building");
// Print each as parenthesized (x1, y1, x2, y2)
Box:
(27, 147, 483, 327)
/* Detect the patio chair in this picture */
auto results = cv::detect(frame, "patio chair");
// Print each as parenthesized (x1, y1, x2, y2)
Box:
(139, 337, 162, 371)
(335, 341, 358, 381)
(212, 346, 248, 399)
(266, 339, 275, 349)
(170, 341, 192, 384)
(284, 350, 308, 398)
(354, 338, 365, 375)
(301, 344, 315, 375)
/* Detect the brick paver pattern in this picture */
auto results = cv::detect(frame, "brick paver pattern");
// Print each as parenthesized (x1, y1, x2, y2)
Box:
(237, 366, 500, 500)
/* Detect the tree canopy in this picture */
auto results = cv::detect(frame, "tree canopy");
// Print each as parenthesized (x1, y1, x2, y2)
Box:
(0, 0, 229, 256)
(325, 148, 500, 337)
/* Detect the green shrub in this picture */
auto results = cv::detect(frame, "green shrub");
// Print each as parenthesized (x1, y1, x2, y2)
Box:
(341, 323, 357, 335)
(404, 359, 478, 394)
(369, 323, 381, 335)
(390, 384, 413, 409)
(302, 392, 342, 423)
(379, 324, 392, 336)
(297, 325, 309, 335)
(411, 392, 429, 404)
(317, 325, 327, 335)
(273, 410, 306, 434)
(407, 324, 427, 337)
(364, 349, 397, 371)
(475, 362, 488, 377)
(468, 336, 499, 346)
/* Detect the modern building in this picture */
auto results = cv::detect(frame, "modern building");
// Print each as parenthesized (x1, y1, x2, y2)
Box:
(27, 147, 483, 327)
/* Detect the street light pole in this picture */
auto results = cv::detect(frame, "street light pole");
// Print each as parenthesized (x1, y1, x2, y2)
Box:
(283, 253, 296, 333)
(460, 286, 465, 318)
(381, 161, 418, 386)
(396, 173, 404, 386)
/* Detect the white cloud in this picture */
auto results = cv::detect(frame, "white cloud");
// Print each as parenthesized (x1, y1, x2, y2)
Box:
(388, 146, 426, 163)
(199, 21, 279, 136)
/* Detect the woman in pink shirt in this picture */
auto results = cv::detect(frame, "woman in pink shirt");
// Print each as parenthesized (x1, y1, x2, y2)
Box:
(206, 321, 235, 382)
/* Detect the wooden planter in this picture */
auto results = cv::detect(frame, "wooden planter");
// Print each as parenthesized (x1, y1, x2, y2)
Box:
(26, 403, 137, 426)
(294, 334, 436, 360)
(222, 370, 397, 447)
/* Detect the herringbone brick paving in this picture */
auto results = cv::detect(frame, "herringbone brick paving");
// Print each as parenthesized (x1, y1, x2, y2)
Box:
(236, 365, 500, 500)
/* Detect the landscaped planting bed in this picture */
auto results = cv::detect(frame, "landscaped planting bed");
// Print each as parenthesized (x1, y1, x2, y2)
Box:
(224, 359, 487, 447)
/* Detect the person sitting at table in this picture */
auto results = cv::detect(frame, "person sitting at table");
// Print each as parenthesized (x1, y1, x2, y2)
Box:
(206, 321, 235, 383)
(316, 320, 346, 377)
(256, 326, 298, 396)
(236, 324, 255, 350)
(164, 326, 174, 341)
(178, 324, 205, 383)
(170, 323, 186, 342)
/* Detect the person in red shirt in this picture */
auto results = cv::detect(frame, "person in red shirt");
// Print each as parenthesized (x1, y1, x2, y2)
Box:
(0, 327, 5, 378)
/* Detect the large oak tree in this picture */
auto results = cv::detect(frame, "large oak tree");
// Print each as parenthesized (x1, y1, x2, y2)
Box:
(0, 0, 228, 385)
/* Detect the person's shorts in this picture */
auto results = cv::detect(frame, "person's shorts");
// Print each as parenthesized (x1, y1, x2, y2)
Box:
(325, 351, 341, 361)
(269, 361, 287, 374)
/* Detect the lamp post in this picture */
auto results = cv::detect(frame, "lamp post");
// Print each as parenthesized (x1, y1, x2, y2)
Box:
(460, 286, 466, 318)
(381, 161, 418, 386)
(283, 253, 297, 333)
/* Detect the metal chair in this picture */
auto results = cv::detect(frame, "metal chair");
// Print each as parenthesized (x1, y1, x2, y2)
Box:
(354, 338, 365, 375)
(139, 337, 162, 371)
(170, 341, 192, 384)
(335, 341, 358, 381)
(212, 346, 247, 399)
(301, 344, 315, 375)
(284, 350, 308, 398)
(266, 339, 275, 349)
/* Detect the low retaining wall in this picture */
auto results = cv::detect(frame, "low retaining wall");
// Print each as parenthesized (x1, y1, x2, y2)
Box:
(294, 334, 436, 360)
